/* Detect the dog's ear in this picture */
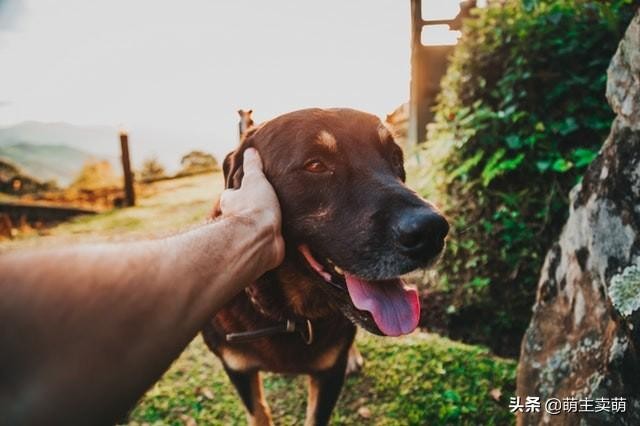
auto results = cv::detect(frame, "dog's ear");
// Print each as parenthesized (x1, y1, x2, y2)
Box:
(211, 151, 240, 218)
(222, 128, 259, 189)
(222, 151, 235, 187)
(222, 149, 244, 189)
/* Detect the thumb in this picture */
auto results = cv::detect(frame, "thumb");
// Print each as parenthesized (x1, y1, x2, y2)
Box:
(241, 148, 265, 183)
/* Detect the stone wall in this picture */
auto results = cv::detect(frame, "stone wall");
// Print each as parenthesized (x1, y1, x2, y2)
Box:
(517, 11, 640, 425)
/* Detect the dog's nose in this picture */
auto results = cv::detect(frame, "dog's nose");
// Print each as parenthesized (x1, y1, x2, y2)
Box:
(394, 208, 449, 259)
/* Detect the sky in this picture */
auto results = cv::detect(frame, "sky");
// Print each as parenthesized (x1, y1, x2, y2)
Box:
(0, 0, 462, 169)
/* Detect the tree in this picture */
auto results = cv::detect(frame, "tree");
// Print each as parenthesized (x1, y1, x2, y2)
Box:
(71, 160, 119, 190)
(0, 158, 56, 194)
(139, 157, 166, 182)
(178, 150, 219, 176)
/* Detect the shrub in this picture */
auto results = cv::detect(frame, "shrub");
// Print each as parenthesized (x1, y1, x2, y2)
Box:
(0, 158, 56, 194)
(140, 157, 167, 182)
(71, 160, 120, 190)
(178, 150, 219, 177)
(413, 0, 637, 356)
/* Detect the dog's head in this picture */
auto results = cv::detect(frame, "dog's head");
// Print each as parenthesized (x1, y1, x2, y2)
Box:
(222, 108, 448, 336)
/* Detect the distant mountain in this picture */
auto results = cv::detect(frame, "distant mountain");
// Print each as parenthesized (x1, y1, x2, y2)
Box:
(0, 121, 119, 156)
(0, 121, 120, 186)
(0, 120, 228, 180)
(0, 143, 100, 186)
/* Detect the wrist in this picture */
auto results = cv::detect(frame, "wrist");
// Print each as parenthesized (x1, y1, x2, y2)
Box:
(222, 213, 284, 272)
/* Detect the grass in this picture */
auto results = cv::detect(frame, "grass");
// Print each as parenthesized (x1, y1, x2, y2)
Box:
(0, 192, 19, 202)
(128, 334, 516, 426)
(1, 172, 517, 425)
(57, 173, 222, 236)
(0, 173, 222, 251)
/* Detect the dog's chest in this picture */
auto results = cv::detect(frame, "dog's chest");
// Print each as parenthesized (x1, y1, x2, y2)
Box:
(207, 317, 356, 374)
(219, 335, 345, 373)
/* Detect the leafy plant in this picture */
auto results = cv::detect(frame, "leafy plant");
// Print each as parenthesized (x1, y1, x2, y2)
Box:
(178, 150, 220, 177)
(140, 157, 167, 182)
(71, 160, 120, 190)
(411, 0, 637, 356)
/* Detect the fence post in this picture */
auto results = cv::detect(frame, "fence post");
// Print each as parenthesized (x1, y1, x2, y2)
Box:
(408, 0, 422, 147)
(119, 131, 136, 207)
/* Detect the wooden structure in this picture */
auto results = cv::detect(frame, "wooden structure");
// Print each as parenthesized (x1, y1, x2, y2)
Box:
(238, 109, 254, 141)
(408, 0, 475, 146)
(0, 213, 12, 239)
(119, 131, 136, 207)
(0, 201, 97, 225)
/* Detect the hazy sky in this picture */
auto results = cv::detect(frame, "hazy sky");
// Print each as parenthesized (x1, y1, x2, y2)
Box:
(0, 0, 461, 168)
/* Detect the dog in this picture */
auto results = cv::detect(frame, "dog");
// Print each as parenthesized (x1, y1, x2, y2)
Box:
(202, 108, 449, 426)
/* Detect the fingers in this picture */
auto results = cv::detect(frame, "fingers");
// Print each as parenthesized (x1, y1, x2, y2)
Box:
(216, 146, 283, 272)
(218, 188, 233, 211)
(240, 148, 265, 187)
(243, 148, 262, 170)
(218, 147, 279, 220)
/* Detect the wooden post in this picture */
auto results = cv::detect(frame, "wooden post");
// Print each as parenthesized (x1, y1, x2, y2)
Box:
(408, 0, 474, 147)
(408, 0, 422, 147)
(0, 213, 13, 240)
(119, 131, 136, 207)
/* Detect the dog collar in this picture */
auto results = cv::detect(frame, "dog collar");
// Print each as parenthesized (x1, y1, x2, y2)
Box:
(225, 318, 314, 345)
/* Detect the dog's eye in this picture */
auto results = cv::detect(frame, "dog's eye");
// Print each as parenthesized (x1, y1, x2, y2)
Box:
(304, 160, 328, 173)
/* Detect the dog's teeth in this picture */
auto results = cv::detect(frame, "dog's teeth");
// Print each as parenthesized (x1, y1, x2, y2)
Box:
(334, 266, 344, 275)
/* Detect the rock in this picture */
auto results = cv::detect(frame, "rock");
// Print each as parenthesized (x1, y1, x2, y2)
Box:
(609, 264, 640, 318)
(517, 12, 640, 426)
(357, 406, 372, 419)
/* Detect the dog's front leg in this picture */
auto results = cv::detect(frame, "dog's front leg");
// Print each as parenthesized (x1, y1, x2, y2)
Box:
(304, 356, 348, 426)
(223, 366, 273, 426)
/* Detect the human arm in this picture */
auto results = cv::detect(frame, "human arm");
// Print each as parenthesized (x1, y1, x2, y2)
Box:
(0, 148, 284, 425)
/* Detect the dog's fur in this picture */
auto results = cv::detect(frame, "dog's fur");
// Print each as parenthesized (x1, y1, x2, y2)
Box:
(203, 108, 447, 426)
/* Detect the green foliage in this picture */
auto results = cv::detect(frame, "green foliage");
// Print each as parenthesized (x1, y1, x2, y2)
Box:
(0, 157, 58, 194)
(178, 150, 220, 177)
(140, 157, 167, 182)
(129, 333, 516, 425)
(413, 0, 637, 355)
(71, 160, 120, 190)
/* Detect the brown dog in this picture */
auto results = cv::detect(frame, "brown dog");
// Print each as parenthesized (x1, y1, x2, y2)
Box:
(202, 108, 448, 426)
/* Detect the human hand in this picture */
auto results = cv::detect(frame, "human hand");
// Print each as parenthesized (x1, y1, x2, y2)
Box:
(219, 148, 285, 272)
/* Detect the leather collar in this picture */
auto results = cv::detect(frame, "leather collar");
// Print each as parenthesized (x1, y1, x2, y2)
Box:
(224, 285, 314, 345)
(225, 318, 314, 345)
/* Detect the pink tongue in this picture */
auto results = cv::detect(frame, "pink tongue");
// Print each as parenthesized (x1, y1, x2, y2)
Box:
(345, 274, 420, 336)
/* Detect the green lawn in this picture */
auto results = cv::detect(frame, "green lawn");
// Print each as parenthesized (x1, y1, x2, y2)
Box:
(0, 173, 223, 252)
(1, 172, 517, 425)
(128, 333, 515, 426)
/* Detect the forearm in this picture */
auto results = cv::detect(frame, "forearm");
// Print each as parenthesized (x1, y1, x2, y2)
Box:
(0, 217, 271, 425)
(157, 215, 278, 333)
